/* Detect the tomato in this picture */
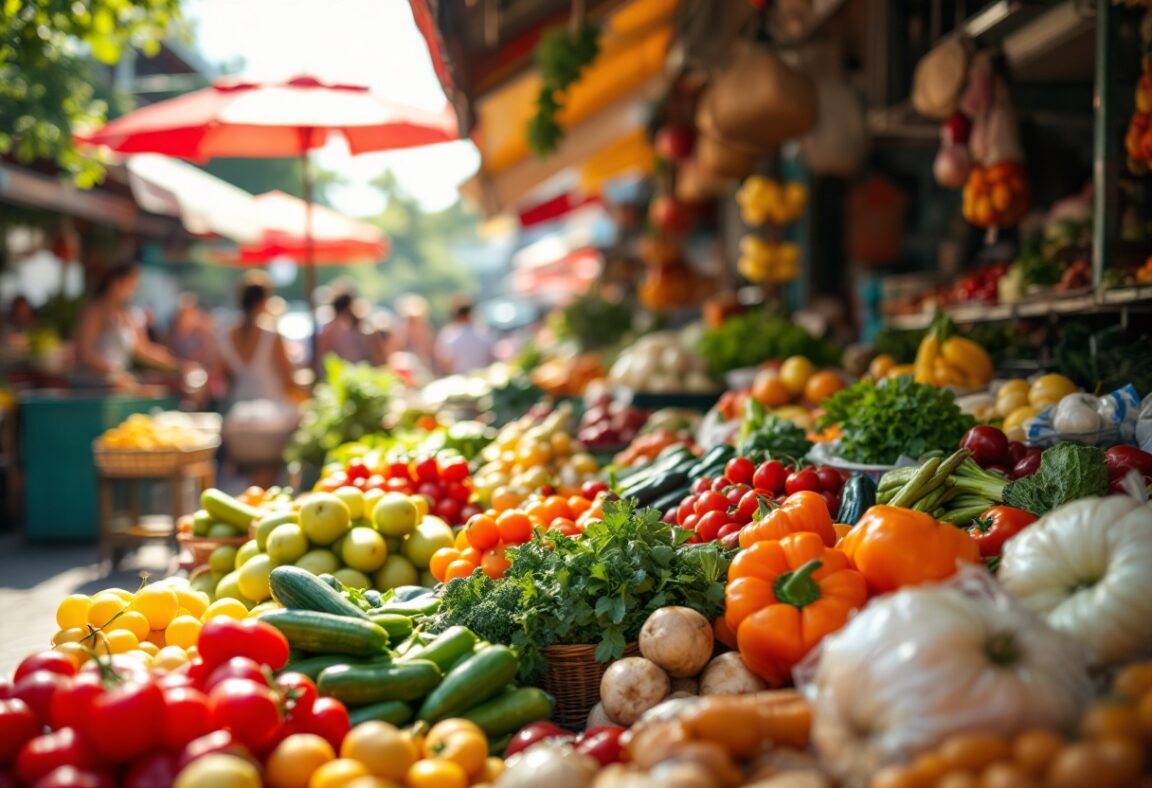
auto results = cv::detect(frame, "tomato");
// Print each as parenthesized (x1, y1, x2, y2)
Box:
(85, 679, 164, 762)
(197, 618, 289, 671)
(205, 657, 267, 691)
(967, 506, 1039, 557)
(15, 652, 77, 684)
(0, 678, 12, 699)
(753, 460, 788, 493)
(0, 699, 39, 765)
(710, 476, 733, 492)
(444, 480, 471, 503)
(1104, 445, 1152, 481)
(16, 728, 95, 784)
(717, 522, 742, 540)
(406, 757, 469, 788)
(50, 672, 103, 732)
(733, 490, 763, 523)
(344, 460, 370, 482)
(815, 466, 844, 493)
(504, 721, 571, 758)
(960, 426, 1009, 468)
(676, 496, 696, 525)
(581, 480, 609, 498)
(434, 497, 463, 524)
(784, 469, 821, 495)
(820, 491, 841, 518)
(301, 697, 349, 752)
(725, 457, 755, 485)
(694, 491, 728, 515)
(682, 513, 700, 531)
(30, 766, 114, 788)
(423, 719, 488, 777)
(162, 686, 214, 752)
(123, 751, 178, 788)
(440, 458, 470, 483)
(414, 457, 440, 483)
(175, 730, 249, 773)
(1010, 448, 1043, 480)
(696, 510, 730, 542)
(275, 672, 317, 718)
(13, 671, 70, 726)
(690, 477, 712, 494)
(209, 679, 282, 752)
(575, 725, 626, 766)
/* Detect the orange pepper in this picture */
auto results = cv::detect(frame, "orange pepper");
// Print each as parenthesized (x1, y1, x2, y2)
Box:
(738, 490, 837, 549)
(726, 532, 868, 686)
(838, 505, 981, 594)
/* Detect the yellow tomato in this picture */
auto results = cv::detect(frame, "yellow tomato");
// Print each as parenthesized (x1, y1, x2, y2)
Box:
(1003, 405, 1039, 442)
(104, 629, 140, 654)
(139, 641, 160, 657)
(204, 598, 248, 621)
(422, 720, 487, 778)
(173, 587, 210, 618)
(308, 758, 370, 788)
(1029, 374, 1079, 409)
(56, 594, 92, 630)
(87, 594, 127, 628)
(52, 627, 88, 646)
(165, 615, 202, 650)
(340, 721, 416, 781)
(130, 584, 180, 630)
(174, 754, 261, 788)
(405, 760, 468, 788)
(54, 642, 91, 667)
(780, 356, 816, 395)
(154, 646, 189, 671)
(102, 587, 136, 602)
(106, 610, 151, 641)
(480, 756, 505, 782)
(341, 778, 401, 788)
(266, 733, 336, 788)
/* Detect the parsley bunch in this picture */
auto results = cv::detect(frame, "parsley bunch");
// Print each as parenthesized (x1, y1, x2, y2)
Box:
(427, 500, 731, 682)
(527, 24, 600, 157)
(817, 377, 976, 466)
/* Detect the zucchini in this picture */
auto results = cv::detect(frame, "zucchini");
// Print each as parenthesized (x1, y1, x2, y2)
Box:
(688, 445, 736, 481)
(369, 594, 440, 618)
(260, 609, 389, 657)
(838, 474, 877, 526)
(391, 585, 433, 602)
(201, 488, 262, 529)
(400, 626, 477, 672)
(461, 686, 555, 737)
(348, 700, 413, 727)
(416, 645, 518, 722)
(488, 732, 513, 757)
(318, 659, 442, 705)
(367, 612, 414, 644)
(269, 566, 369, 620)
(650, 487, 691, 517)
(627, 468, 690, 507)
(280, 654, 353, 680)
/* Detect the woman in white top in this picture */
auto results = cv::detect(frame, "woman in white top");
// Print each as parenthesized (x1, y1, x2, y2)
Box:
(218, 274, 296, 406)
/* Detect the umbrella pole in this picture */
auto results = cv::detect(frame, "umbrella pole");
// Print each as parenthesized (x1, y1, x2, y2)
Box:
(302, 139, 318, 371)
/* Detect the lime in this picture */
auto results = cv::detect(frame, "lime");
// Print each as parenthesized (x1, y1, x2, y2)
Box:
(372, 493, 418, 537)
(209, 544, 239, 574)
(332, 567, 371, 590)
(207, 522, 243, 538)
(299, 493, 351, 546)
(266, 523, 309, 564)
(341, 528, 388, 573)
(214, 570, 247, 602)
(237, 554, 274, 602)
(235, 539, 261, 569)
(295, 548, 341, 576)
(373, 555, 418, 589)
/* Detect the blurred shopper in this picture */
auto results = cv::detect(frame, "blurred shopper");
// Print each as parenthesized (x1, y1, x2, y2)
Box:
(316, 290, 373, 366)
(75, 264, 183, 388)
(436, 296, 494, 375)
(2, 295, 37, 352)
(167, 293, 216, 370)
(395, 294, 436, 369)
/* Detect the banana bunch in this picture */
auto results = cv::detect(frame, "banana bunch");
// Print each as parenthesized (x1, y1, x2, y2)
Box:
(99, 414, 203, 450)
(738, 236, 800, 284)
(737, 176, 807, 226)
(913, 318, 994, 388)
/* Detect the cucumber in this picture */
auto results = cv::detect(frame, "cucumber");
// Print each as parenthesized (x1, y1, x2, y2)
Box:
(391, 585, 432, 602)
(689, 445, 736, 481)
(200, 488, 262, 529)
(369, 594, 440, 618)
(837, 474, 877, 526)
(269, 566, 369, 620)
(416, 645, 518, 722)
(628, 469, 690, 507)
(488, 732, 513, 757)
(367, 612, 414, 644)
(318, 659, 442, 705)
(651, 487, 691, 516)
(348, 700, 413, 727)
(260, 609, 389, 657)
(460, 686, 555, 737)
(281, 653, 389, 680)
(400, 626, 478, 673)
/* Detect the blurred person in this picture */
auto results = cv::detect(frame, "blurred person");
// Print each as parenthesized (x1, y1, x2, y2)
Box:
(218, 273, 297, 407)
(2, 295, 37, 352)
(316, 290, 373, 366)
(75, 264, 183, 387)
(436, 296, 494, 375)
(166, 293, 216, 369)
(395, 294, 436, 369)
(369, 310, 396, 367)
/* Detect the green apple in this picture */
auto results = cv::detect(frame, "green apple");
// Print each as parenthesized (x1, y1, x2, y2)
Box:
(374, 555, 418, 589)
(341, 527, 388, 573)
(363, 488, 385, 514)
(266, 523, 309, 564)
(214, 570, 249, 602)
(300, 493, 351, 546)
(372, 493, 419, 537)
(333, 567, 371, 590)
(295, 548, 341, 576)
(192, 509, 213, 536)
(190, 571, 220, 598)
(237, 554, 273, 602)
(234, 539, 261, 569)
(333, 486, 366, 520)
(402, 518, 455, 568)
(208, 544, 238, 575)
(254, 510, 298, 550)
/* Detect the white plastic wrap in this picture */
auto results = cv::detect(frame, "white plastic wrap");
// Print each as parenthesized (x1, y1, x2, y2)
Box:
(794, 566, 1092, 786)
(1024, 384, 1144, 447)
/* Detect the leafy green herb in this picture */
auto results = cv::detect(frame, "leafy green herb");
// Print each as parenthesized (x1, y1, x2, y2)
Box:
(1056, 322, 1152, 397)
(697, 311, 838, 376)
(528, 24, 600, 157)
(552, 292, 634, 351)
(426, 500, 731, 682)
(738, 400, 811, 460)
(817, 377, 975, 466)
(1002, 442, 1109, 516)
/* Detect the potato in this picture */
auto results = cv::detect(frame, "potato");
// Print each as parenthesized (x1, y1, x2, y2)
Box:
(586, 701, 616, 729)
(639, 607, 714, 678)
(699, 652, 769, 695)
(601, 657, 670, 725)
(671, 676, 699, 695)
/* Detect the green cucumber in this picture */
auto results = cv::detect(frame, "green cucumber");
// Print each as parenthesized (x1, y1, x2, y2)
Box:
(260, 609, 388, 657)
(837, 474, 877, 526)
(348, 700, 413, 727)
(282, 653, 390, 680)
(400, 626, 478, 672)
(689, 445, 735, 480)
(269, 566, 369, 620)
(369, 594, 440, 618)
(367, 612, 414, 644)
(416, 645, 518, 722)
(200, 488, 262, 529)
(318, 659, 442, 705)
(488, 732, 513, 757)
(460, 686, 555, 737)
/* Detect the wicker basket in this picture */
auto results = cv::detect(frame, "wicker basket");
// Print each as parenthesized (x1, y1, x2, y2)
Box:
(177, 531, 249, 567)
(538, 641, 640, 729)
(93, 438, 219, 476)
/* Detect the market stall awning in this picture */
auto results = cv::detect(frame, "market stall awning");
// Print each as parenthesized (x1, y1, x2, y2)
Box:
(237, 191, 389, 265)
(510, 246, 602, 301)
(125, 154, 262, 243)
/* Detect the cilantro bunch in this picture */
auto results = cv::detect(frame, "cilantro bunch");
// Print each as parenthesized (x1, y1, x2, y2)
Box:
(817, 377, 976, 466)
(427, 500, 731, 682)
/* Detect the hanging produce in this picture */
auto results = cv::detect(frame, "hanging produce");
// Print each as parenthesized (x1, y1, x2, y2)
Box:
(736, 236, 800, 284)
(736, 176, 807, 226)
(527, 24, 600, 157)
(933, 112, 972, 189)
(1125, 10, 1152, 174)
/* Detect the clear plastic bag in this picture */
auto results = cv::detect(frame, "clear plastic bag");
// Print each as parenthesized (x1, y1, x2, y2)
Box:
(1024, 383, 1142, 447)
(793, 566, 1093, 786)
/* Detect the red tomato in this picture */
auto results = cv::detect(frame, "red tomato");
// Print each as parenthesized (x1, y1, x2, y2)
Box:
(676, 496, 696, 525)
(50, 672, 103, 732)
(696, 510, 729, 542)
(31, 766, 113, 788)
(123, 751, 178, 788)
(682, 513, 700, 531)
(733, 490, 763, 524)
(752, 461, 788, 493)
(16, 729, 95, 785)
(433, 496, 463, 525)
(385, 461, 411, 480)
(0, 698, 39, 765)
(710, 476, 733, 492)
(784, 468, 821, 495)
(440, 458, 470, 483)
(274, 672, 317, 718)
(344, 459, 370, 482)
(413, 456, 440, 483)
(814, 466, 844, 493)
(966, 506, 1039, 557)
(724, 484, 749, 506)
(0, 678, 12, 699)
(821, 491, 841, 519)
(302, 697, 350, 752)
(14, 652, 76, 684)
(205, 657, 266, 691)
(197, 618, 289, 671)
(716, 522, 742, 541)
(416, 482, 441, 501)
(13, 672, 70, 727)
(208, 679, 282, 752)
(161, 687, 214, 752)
(693, 491, 728, 515)
(444, 480, 471, 503)
(725, 457, 755, 486)
(581, 480, 609, 498)
(690, 477, 712, 494)
(575, 725, 626, 766)
(85, 680, 164, 762)
(504, 721, 572, 758)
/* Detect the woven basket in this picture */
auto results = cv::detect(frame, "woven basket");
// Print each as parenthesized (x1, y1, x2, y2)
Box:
(177, 531, 249, 567)
(93, 438, 218, 476)
(538, 641, 640, 729)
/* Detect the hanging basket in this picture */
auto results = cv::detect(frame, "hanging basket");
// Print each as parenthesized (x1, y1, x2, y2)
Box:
(537, 641, 640, 730)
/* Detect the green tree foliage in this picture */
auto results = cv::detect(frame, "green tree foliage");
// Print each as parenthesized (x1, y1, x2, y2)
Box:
(0, 0, 183, 185)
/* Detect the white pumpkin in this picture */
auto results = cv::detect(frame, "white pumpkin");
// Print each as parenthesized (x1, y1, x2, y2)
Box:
(806, 573, 1091, 784)
(998, 495, 1152, 667)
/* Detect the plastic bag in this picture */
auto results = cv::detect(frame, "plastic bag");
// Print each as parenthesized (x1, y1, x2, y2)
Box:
(793, 566, 1092, 786)
(1024, 383, 1143, 447)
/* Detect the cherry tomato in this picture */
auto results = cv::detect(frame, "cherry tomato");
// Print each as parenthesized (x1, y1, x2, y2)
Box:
(784, 469, 821, 495)
(31, 767, 113, 788)
(716, 522, 742, 540)
(208, 679, 282, 752)
(724, 484, 749, 506)
(682, 513, 700, 531)
(725, 457, 755, 486)
(50, 672, 103, 732)
(575, 725, 626, 766)
(821, 491, 841, 518)
(690, 477, 712, 494)
(1104, 445, 1152, 481)
(815, 466, 844, 493)
(123, 751, 178, 788)
(16, 728, 95, 785)
(504, 722, 572, 758)
(14, 652, 77, 684)
(1005, 441, 1027, 465)
(434, 497, 463, 525)
(205, 657, 267, 691)
(709, 476, 733, 492)
(676, 497, 696, 525)
(693, 491, 728, 515)
(161, 686, 214, 752)
(0, 698, 39, 765)
(752, 461, 788, 493)
(175, 729, 250, 773)
(413, 457, 440, 483)
(440, 458, 470, 483)
(696, 510, 729, 542)
(459, 504, 483, 522)
(274, 672, 318, 718)
(197, 618, 289, 672)
(581, 480, 609, 498)
(733, 490, 763, 524)
(365, 474, 386, 491)
(85, 679, 164, 762)
(0, 678, 12, 699)
(13, 672, 70, 727)
(967, 506, 1039, 557)
(344, 460, 370, 482)
(416, 482, 441, 500)
(302, 697, 349, 752)
(960, 426, 1009, 468)
(444, 480, 471, 503)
